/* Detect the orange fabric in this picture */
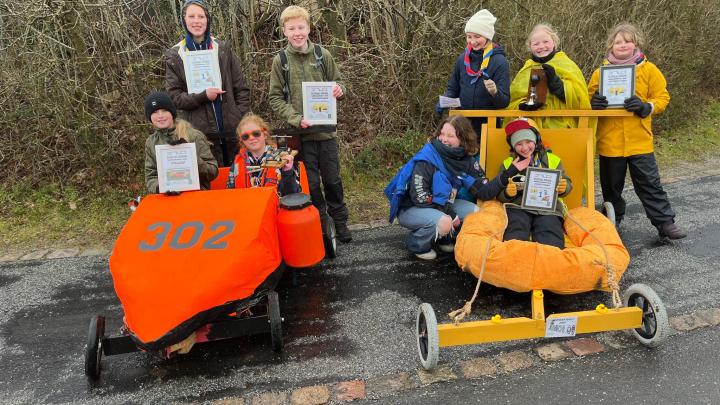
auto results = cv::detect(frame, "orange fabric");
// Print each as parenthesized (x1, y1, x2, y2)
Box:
(210, 167, 230, 190)
(298, 161, 310, 194)
(109, 187, 281, 344)
(455, 201, 629, 294)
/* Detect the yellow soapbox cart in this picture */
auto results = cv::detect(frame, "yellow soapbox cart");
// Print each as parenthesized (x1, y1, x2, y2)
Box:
(416, 110, 671, 369)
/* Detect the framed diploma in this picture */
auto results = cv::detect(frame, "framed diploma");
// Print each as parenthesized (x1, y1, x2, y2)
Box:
(155, 143, 201, 193)
(182, 48, 222, 94)
(599, 64, 636, 108)
(302, 81, 337, 125)
(521, 167, 561, 212)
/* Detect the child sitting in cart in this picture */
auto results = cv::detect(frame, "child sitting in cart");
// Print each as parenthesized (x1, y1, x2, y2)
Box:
(498, 118, 572, 249)
(143, 91, 218, 194)
(226, 113, 300, 196)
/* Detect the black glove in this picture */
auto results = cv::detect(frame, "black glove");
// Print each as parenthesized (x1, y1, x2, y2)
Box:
(168, 138, 188, 146)
(542, 64, 565, 102)
(164, 190, 182, 196)
(519, 101, 543, 111)
(624, 95, 652, 118)
(591, 92, 608, 110)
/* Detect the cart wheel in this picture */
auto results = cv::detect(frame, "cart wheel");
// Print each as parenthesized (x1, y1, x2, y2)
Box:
(85, 315, 105, 379)
(623, 284, 670, 347)
(603, 201, 617, 229)
(323, 216, 337, 259)
(267, 291, 284, 353)
(416, 303, 439, 370)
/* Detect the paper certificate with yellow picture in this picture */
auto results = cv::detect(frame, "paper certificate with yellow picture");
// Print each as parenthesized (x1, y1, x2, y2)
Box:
(302, 81, 337, 125)
(181, 48, 222, 95)
(520, 167, 561, 212)
(599, 64, 636, 108)
(155, 143, 201, 193)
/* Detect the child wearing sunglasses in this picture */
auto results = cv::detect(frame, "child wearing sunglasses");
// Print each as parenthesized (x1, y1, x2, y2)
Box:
(227, 113, 300, 196)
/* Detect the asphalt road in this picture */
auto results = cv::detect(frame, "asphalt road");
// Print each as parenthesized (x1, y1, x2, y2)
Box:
(1, 175, 719, 404)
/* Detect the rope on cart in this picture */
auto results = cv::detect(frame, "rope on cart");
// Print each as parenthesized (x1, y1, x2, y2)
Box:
(562, 203, 623, 309)
(448, 203, 511, 324)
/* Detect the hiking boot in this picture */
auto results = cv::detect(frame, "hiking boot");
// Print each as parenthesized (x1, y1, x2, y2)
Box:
(335, 221, 352, 243)
(415, 249, 437, 261)
(437, 243, 455, 253)
(657, 221, 687, 240)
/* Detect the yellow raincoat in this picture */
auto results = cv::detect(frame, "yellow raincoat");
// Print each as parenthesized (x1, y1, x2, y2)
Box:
(508, 52, 591, 129)
(588, 59, 670, 157)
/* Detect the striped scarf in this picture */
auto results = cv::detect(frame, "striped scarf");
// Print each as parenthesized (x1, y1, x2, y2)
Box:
(464, 43, 495, 84)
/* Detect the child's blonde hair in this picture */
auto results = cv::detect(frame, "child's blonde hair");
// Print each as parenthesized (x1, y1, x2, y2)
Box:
(280, 5, 310, 27)
(237, 113, 276, 146)
(175, 119, 193, 142)
(605, 23, 645, 52)
(526, 23, 561, 52)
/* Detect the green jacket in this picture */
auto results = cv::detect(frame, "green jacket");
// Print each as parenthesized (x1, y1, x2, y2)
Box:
(268, 40, 346, 141)
(497, 150, 572, 218)
(144, 126, 219, 193)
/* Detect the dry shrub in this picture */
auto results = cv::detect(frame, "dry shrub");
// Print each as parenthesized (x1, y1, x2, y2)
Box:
(0, 0, 718, 187)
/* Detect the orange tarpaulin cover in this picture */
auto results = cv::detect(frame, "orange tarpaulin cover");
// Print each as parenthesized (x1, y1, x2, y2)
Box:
(455, 201, 629, 294)
(109, 187, 281, 346)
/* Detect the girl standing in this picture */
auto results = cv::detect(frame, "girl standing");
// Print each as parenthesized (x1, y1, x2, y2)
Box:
(588, 23, 685, 239)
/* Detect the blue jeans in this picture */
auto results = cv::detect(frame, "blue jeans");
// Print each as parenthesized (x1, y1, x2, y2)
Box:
(397, 199, 479, 253)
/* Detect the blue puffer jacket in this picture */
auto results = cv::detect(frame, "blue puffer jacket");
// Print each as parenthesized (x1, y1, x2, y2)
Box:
(384, 143, 458, 223)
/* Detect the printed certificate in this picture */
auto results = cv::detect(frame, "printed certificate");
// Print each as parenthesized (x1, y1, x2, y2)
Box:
(182, 48, 222, 94)
(155, 143, 200, 193)
(599, 64, 636, 108)
(302, 81, 337, 125)
(521, 167, 561, 212)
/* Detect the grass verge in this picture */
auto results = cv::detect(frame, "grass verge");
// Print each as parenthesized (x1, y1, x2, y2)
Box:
(1, 101, 718, 253)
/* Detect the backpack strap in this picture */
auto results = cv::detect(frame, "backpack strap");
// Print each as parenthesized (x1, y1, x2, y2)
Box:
(279, 49, 290, 102)
(312, 44, 328, 81)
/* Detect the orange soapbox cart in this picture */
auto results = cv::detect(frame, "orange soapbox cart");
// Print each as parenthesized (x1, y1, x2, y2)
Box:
(84, 182, 334, 379)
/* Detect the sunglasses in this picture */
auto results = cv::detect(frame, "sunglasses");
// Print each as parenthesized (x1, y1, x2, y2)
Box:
(240, 129, 267, 141)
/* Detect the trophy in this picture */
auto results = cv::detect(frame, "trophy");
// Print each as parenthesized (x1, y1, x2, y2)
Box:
(526, 68, 548, 106)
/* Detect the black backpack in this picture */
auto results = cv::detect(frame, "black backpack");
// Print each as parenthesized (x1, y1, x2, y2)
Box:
(279, 44, 328, 102)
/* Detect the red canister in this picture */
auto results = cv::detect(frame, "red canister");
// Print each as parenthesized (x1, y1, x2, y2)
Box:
(277, 193, 325, 267)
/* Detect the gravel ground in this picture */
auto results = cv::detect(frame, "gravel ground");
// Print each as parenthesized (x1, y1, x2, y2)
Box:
(0, 175, 718, 404)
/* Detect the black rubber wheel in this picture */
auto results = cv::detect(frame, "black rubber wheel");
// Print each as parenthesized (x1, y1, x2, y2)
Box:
(416, 303, 439, 370)
(623, 284, 670, 347)
(603, 201, 617, 229)
(267, 291, 284, 353)
(84, 315, 105, 379)
(323, 216, 337, 259)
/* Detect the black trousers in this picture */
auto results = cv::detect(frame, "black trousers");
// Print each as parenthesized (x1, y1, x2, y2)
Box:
(300, 138, 349, 224)
(207, 131, 239, 168)
(599, 153, 675, 226)
(504, 208, 565, 249)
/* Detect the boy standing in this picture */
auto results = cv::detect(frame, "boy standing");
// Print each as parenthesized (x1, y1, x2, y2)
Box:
(268, 5, 351, 243)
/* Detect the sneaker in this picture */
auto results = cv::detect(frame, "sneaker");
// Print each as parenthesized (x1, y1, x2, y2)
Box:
(657, 221, 687, 239)
(437, 243, 455, 253)
(415, 249, 437, 261)
(335, 221, 352, 243)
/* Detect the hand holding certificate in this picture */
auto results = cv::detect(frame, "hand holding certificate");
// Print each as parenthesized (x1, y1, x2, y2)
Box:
(521, 167, 561, 212)
(302, 81, 337, 125)
(599, 64, 636, 108)
(156, 143, 201, 193)
(182, 48, 223, 95)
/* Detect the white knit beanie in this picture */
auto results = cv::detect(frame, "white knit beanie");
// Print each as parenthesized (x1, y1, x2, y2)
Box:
(464, 9, 496, 40)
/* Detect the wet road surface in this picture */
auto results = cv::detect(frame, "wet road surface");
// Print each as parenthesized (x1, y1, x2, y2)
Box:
(1, 175, 719, 403)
